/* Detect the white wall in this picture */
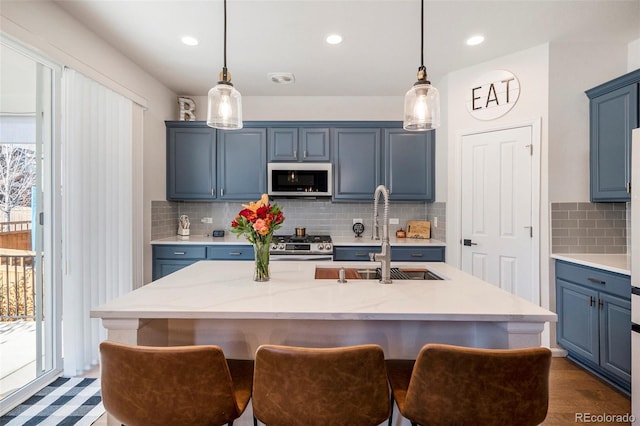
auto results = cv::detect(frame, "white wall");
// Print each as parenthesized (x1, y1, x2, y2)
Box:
(445, 43, 550, 267)
(1, 1, 177, 284)
(549, 42, 629, 202)
(629, 38, 640, 71)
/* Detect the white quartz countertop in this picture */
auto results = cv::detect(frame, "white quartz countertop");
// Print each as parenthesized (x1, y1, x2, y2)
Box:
(151, 235, 446, 247)
(551, 254, 630, 276)
(91, 260, 555, 322)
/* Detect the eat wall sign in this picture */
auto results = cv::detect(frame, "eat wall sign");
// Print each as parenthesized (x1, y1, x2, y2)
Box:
(466, 70, 520, 120)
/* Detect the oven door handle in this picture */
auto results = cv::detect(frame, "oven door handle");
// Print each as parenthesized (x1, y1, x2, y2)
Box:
(271, 255, 333, 261)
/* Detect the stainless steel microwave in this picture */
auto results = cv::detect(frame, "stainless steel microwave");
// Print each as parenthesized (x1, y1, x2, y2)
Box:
(267, 163, 332, 197)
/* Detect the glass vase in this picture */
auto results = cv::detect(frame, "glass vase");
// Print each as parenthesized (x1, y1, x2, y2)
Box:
(253, 236, 271, 282)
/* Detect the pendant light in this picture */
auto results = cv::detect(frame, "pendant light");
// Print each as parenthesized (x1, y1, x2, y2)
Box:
(207, 0, 243, 130)
(403, 0, 440, 131)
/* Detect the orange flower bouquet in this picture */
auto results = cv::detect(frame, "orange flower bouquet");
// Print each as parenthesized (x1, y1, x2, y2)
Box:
(230, 194, 285, 281)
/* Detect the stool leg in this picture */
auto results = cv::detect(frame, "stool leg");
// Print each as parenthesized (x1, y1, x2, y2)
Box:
(388, 392, 394, 426)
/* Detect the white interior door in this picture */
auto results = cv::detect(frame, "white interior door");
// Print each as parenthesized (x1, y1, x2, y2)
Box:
(461, 126, 537, 304)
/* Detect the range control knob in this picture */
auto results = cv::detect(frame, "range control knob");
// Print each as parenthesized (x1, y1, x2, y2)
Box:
(271, 243, 278, 250)
(325, 243, 332, 251)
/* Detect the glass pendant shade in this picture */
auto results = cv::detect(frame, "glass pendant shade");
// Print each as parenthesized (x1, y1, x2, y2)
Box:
(207, 82, 243, 129)
(403, 82, 440, 131)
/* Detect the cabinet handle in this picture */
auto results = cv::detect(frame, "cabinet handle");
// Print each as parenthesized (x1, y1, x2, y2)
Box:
(589, 296, 594, 307)
(627, 182, 631, 193)
(211, 188, 216, 197)
(173, 251, 186, 255)
(221, 188, 224, 196)
(410, 253, 424, 257)
(303, 150, 307, 158)
(293, 150, 297, 158)
(598, 299, 603, 310)
(587, 277, 605, 285)
(229, 252, 242, 256)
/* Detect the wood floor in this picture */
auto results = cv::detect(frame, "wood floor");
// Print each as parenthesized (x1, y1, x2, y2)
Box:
(543, 357, 631, 425)
(90, 357, 631, 425)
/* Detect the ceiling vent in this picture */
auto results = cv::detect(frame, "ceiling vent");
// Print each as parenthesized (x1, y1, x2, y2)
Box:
(268, 72, 295, 84)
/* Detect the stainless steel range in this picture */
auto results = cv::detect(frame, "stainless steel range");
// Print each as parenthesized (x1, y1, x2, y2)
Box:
(270, 235, 333, 261)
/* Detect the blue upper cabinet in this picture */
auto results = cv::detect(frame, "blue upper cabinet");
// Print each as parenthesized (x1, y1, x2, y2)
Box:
(167, 123, 216, 200)
(217, 128, 267, 200)
(384, 129, 435, 201)
(586, 69, 640, 202)
(268, 127, 330, 162)
(332, 128, 383, 200)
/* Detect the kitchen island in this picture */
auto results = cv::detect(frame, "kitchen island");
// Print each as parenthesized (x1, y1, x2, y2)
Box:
(92, 260, 556, 426)
(92, 260, 555, 355)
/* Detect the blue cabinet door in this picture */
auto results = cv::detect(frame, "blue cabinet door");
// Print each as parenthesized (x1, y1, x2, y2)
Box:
(207, 245, 254, 260)
(167, 125, 216, 200)
(588, 81, 639, 201)
(556, 279, 599, 365)
(332, 128, 382, 200)
(384, 129, 435, 201)
(599, 292, 632, 384)
(217, 128, 267, 200)
(268, 128, 299, 161)
(391, 246, 444, 262)
(268, 127, 330, 162)
(301, 128, 330, 161)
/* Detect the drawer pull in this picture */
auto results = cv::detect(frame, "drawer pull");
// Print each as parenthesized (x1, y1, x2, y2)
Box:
(355, 253, 369, 257)
(410, 253, 424, 257)
(173, 251, 186, 255)
(587, 277, 606, 285)
(229, 252, 242, 256)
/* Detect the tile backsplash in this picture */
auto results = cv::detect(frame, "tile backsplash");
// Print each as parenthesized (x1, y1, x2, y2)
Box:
(152, 199, 447, 242)
(551, 202, 627, 254)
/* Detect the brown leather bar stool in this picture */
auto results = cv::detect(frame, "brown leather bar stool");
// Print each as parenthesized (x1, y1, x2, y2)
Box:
(386, 343, 551, 426)
(252, 344, 390, 426)
(100, 341, 253, 426)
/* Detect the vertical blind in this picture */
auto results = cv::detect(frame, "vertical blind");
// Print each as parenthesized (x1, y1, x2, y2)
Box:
(61, 68, 139, 376)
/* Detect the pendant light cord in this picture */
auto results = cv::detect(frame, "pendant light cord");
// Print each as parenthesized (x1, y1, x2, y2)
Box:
(223, 0, 228, 70)
(420, 0, 424, 68)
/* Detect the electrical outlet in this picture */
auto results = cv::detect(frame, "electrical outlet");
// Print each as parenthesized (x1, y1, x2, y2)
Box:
(433, 217, 438, 228)
(200, 217, 213, 224)
(353, 218, 363, 224)
(389, 218, 399, 225)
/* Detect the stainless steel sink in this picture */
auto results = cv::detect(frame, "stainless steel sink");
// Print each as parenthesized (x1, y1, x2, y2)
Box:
(315, 266, 444, 280)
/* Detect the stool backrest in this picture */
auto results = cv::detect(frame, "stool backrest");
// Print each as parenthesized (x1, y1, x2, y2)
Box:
(404, 343, 551, 426)
(100, 341, 243, 426)
(253, 344, 390, 426)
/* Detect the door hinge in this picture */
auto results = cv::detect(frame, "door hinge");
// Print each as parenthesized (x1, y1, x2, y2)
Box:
(525, 144, 533, 156)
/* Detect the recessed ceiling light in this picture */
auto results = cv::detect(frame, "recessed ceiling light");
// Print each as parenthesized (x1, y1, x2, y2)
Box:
(466, 35, 485, 46)
(268, 72, 295, 84)
(181, 36, 199, 46)
(326, 34, 343, 45)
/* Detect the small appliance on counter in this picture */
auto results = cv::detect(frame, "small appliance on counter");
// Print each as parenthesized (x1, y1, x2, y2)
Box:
(177, 215, 190, 239)
(352, 222, 364, 238)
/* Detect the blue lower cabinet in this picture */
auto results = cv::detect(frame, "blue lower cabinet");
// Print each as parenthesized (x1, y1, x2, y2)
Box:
(152, 245, 206, 280)
(334, 246, 445, 262)
(391, 246, 445, 262)
(207, 245, 254, 260)
(555, 260, 631, 394)
(333, 246, 379, 261)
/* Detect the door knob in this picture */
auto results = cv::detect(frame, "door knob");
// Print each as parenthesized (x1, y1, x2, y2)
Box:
(463, 239, 478, 246)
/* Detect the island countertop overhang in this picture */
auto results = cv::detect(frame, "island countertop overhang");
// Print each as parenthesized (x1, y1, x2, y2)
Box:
(91, 260, 557, 323)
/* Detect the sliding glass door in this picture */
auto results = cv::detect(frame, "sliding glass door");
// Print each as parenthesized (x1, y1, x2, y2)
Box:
(0, 37, 61, 413)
